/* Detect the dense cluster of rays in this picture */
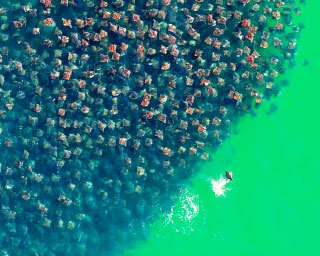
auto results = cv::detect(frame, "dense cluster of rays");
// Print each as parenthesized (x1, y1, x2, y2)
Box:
(0, 0, 302, 255)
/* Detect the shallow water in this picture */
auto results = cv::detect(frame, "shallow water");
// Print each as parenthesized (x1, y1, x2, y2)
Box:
(0, 0, 318, 255)
(122, 1, 320, 255)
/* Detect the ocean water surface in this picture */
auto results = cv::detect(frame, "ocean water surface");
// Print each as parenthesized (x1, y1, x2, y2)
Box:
(0, 0, 318, 255)
(122, 1, 320, 255)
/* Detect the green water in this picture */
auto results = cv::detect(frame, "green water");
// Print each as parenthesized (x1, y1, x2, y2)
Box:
(122, 2, 320, 256)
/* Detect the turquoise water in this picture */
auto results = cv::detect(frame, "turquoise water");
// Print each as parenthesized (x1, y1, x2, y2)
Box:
(0, 0, 317, 255)
(122, 1, 320, 255)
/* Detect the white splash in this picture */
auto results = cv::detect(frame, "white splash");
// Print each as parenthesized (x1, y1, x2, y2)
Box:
(211, 176, 230, 197)
(158, 187, 205, 235)
(165, 188, 200, 225)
